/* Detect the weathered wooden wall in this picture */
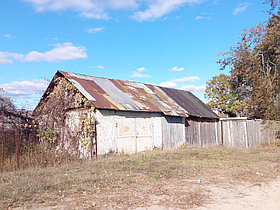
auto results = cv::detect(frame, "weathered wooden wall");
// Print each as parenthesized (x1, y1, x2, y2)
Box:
(162, 116, 185, 149)
(221, 118, 280, 147)
(185, 117, 280, 148)
(221, 118, 248, 147)
(185, 117, 221, 147)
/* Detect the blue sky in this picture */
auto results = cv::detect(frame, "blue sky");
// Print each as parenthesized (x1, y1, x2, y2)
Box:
(0, 0, 270, 109)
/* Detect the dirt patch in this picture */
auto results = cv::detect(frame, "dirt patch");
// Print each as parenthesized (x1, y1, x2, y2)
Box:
(197, 176, 280, 210)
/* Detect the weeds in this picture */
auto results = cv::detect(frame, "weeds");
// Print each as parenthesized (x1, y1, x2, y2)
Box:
(0, 146, 280, 209)
(0, 142, 79, 172)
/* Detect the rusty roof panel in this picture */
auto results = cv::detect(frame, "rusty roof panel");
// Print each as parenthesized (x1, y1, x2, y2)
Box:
(159, 87, 219, 119)
(56, 71, 217, 118)
(67, 79, 96, 101)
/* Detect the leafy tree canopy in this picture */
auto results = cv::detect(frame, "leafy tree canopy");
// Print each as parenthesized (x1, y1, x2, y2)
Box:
(204, 74, 246, 116)
(207, 0, 280, 120)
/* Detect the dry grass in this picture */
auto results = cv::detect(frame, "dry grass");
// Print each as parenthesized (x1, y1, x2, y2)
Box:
(1, 143, 78, 172)
(1, 146, 280, 209)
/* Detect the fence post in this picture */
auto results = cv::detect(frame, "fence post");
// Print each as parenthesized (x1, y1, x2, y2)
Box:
(95, 120, 97, 159)
(15, 118, 20, 169)
(1, 110, 4, 171)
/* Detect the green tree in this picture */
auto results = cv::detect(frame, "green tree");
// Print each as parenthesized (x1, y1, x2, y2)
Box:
(218, 1, 280, 119)
(204, 74, 244, 115)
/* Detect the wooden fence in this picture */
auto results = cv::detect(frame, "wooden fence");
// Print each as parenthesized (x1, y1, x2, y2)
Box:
(186, 117, 280, 148)
(0, 110, 38, 171)
(185, 117, 221, 147)
(221, 118, 280, 148)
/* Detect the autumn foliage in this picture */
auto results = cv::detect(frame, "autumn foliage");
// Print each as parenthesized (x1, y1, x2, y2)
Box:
(206, 1, 280, 120)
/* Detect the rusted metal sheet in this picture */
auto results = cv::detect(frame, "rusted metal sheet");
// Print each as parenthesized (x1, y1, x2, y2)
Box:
(160, 87, 219, 119)
(58, 71, 189, 117)
(54, 71, 218, 118)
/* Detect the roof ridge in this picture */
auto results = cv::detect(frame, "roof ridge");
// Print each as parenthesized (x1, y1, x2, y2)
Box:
(58, 70, 192, 93)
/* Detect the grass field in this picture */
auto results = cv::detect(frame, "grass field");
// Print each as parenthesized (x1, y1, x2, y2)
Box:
(1, 146, 280, 209)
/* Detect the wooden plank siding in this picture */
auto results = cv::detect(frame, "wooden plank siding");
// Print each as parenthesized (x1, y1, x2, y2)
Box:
(162, 116, 185, 149)
(221, 119, 248, 147)
(185, 117, 280, 148)
(220, 119, 280, 148)
(185, 117, 221, 147)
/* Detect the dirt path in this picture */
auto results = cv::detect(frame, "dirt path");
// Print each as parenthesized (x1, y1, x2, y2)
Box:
(197, 176, 280, 210)
(12, 177, 280, 210)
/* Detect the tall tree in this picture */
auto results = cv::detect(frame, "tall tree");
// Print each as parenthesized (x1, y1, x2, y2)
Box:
(217, 1, 280, 119)
(205, 74, 232, 112)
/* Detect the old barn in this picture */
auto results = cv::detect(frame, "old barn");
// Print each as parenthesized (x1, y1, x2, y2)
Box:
(33, 71, 219, 158)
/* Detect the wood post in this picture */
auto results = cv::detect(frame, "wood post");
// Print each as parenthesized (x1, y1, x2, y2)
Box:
(15, 118, 20, 169)
(1, 111, 4, 171)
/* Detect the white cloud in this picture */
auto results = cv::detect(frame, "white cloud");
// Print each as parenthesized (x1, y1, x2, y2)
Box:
(195, 15, 204, 20)
(173, 76, 200, 83)
(4, 34, 16, 39)
(136, 67, 146, 72)
(0, 79, 48, 98)
(96, 65, 104, 69)
(159, 76, 200, 89)
(130, 73, 151, 78)
(180, 85, 206, 92)
(24, 42, 87, 62)
(24, 0, 96, 12)
(87, 27, 105, 34)
(81, 11, 108, 19)
(24, 0, 137, 19)
(0, 52, 24, 64)
(159, 81, 177, 88)
(132, 0, 204, 21)
(0, 43, 87, 64)
(102, 0, 138, 10)
(169, 66, 184, 71)
(24, 0, 204, 21)
(233, 3, 248, 15)
(130, 66, 151, 78)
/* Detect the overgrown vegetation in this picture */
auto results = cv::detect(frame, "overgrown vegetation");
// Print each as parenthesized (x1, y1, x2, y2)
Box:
(205, 0, 280, 119)
(1, 146, 280, 209)
(34, 75, 96, 158)
(0, 139, 79, 172)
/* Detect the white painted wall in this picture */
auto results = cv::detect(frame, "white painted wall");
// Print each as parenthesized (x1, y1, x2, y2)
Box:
(62, 109, 186, 157)
(95, 110, 164, 155)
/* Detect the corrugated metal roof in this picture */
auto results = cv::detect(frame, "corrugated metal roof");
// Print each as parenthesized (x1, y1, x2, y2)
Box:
(160, 87, 219, 119)
(42, 71, 218, 118)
